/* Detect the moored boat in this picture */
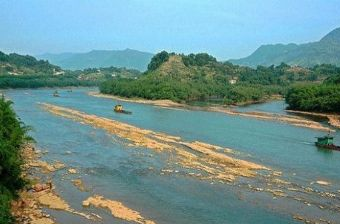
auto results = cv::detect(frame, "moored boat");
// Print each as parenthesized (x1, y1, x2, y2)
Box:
(53, 90, 60, 97)
(315, 135, 340, 151)
(113, 105, 132, 114)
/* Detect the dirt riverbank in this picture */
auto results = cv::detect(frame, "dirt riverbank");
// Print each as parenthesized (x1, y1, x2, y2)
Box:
(286, 110, 340, 129)
(89, 92, 333, 132)
(89, 91, 184, 108)
(11, 145, 97, 224)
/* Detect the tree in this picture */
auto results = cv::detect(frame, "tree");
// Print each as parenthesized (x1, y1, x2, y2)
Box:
(147, 51, 169, 71)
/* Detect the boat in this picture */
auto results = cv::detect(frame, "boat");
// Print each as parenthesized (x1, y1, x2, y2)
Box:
(53, 90, 60, 97)
(113, 105, 132, 114)
(315, 134, 340, 151)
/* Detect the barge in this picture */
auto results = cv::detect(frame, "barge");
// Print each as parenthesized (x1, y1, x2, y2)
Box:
(315, 135, 340, 151)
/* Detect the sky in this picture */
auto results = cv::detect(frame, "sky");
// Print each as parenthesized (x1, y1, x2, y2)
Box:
(0, 0, 340, 60)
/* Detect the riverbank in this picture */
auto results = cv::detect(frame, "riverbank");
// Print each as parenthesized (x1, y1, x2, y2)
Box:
(11, 144, 98, 224)
(286, 110, 340, 129)
(89, 91, 184, 108)
(89, 92, 333, 132)
(12, 143, 161, 224)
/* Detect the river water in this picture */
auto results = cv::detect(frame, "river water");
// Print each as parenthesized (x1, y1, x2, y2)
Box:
(4, 88, 340, 224)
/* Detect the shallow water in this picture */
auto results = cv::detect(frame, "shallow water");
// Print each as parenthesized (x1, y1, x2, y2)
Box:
(5, 88, 340, 224)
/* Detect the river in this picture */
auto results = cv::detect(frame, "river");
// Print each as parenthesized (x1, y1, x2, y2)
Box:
(4, 88, 340, 224)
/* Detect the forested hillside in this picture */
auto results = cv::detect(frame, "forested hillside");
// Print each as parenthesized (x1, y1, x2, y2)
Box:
(0, 51, 62, 76)
(100, 51, 340, 105)
(0, 51, 140, 88)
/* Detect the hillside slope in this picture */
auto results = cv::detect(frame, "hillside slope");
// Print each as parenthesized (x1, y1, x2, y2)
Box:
(0, 51, 141, 88)
(0, 51, 62, 76)
(230, 27, 340, 67)
(37, 49, 154, 71)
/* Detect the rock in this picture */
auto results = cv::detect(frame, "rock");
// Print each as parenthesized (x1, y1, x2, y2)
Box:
(68, 168, 77, 174)
(82, 201, 90, 207)
(316, 180, 331, 186)
(53, 162, 65, 170)
(32, 184, 44, 192)
(32, 183, 51, 192)
(293, 215, 304, 221)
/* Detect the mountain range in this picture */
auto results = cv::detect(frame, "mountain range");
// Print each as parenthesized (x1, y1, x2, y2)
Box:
(230, 27, 340, 67)
(37, 49, 154, 71)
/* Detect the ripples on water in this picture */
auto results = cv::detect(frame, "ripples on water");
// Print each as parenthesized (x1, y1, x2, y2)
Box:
(5, 88, 340, 224)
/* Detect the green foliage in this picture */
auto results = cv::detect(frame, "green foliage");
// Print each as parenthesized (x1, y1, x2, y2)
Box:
(147, 51, 170, 71)
(182, 53, 217, 66)
(0, 51, 61, 75)
(286, 84, 340, 112)
(98, 51, 340, 107)
(324, 73, 340, 84)
(0, 74, 96, 89)
(0, 51, 141, 89)
(0, 187, 14, 224)
(0, 96, 31, 223)
(100, 53, 292, 104)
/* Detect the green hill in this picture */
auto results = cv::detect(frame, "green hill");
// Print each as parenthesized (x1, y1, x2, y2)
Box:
(230, 27, 340, 67)
(0, 51, 140, 88)
(101, 51, 339, 105)
(0, 51, 62, 76)
(37, 49, 154, 71)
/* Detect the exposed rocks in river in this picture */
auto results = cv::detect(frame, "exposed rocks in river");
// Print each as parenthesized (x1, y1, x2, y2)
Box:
(83, 195, 156, 224)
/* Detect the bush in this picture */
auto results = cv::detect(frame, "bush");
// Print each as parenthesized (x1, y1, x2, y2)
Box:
(0, 96, 31, 223)
(286, 84, 340, 112)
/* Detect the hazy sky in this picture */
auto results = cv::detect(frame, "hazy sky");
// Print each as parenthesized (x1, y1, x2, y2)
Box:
(1, 0, 340, 60)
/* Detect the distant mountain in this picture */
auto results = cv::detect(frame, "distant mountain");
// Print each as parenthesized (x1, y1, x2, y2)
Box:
(230, 27, 340, 67)
(37, 49, 154, 71)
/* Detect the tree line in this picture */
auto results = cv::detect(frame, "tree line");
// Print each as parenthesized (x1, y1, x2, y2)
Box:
(286, 84, 340, 113)
(100, 51, 340, 105)
(0, 96, 31, 223)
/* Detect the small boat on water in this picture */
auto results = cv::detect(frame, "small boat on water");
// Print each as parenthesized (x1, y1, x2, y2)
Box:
(53, 90, 60, 97)
(113, 105, 132, 114)
(315, 134, 340, 151)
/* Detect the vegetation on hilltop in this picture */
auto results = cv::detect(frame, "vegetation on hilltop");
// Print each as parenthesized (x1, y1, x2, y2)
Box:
(3, 50, 340, 112)
(0, 96, 31, 224)
(100, 51, 340, 105)
(0, 51, 140, 89)
(0, 51, 61, 76)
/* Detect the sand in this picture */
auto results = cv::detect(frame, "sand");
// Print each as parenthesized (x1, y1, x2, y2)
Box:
(89, 91, 183, 108)
(210, 108, 333, 132)
(89, 92, 332, 132)
(287, 109, 340, 129)
(316, 180, 331, 186)
(72, 179, 87, 191)
(41, 103, 269, 182)
(12, 145, 97, 223)
(83, 195, 156, 224)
